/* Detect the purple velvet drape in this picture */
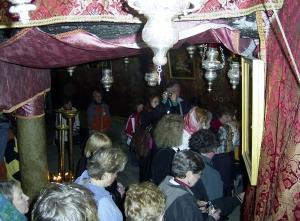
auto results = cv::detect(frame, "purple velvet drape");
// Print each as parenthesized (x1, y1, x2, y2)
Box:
(0, 60, 50, 113)
(0, 21, 255, 69)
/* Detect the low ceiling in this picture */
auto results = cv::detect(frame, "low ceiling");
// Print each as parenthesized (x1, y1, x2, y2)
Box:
(0, 13, 258, 44)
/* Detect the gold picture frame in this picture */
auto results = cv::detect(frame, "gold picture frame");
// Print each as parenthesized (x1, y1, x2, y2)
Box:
(241, 57, 265, 185)
(168, 45, 196, 80)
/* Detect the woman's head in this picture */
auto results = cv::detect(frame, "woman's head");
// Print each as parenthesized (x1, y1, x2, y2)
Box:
(0, 180, 29, 214)
(149, 95, 160, 109)
(189, 129, 218, 157)
(154, 114, 185, 148)
(134, 99, 144, 113)
(84, 132, 112, 158)
(87, 147, 128, 181)
(171, 151, 205, 186)
(125, 181, 166, 221)
(184, 107, 208, 134)
(32, 183, 99, 221)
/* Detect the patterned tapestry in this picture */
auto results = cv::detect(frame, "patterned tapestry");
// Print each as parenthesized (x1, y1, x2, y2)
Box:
(243, 0, 300, 220)
(0, 0, 284, 28)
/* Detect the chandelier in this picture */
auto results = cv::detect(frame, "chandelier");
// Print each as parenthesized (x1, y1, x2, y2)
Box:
(8, 0, 36, 24)
(186, 43, 240, 91)
(101, 61, 114, 92)
(128, 0, 206, 85)
(201, 44, 225, 92)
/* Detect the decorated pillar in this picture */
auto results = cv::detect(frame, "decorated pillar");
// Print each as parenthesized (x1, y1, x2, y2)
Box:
(15, 94, 49, 204)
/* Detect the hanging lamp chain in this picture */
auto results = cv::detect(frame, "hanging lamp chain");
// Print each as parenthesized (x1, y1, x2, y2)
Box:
(157, 65, 162, 85)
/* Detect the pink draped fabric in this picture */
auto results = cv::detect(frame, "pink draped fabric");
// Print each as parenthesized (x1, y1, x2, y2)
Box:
(0, 22, 255, 69)
(0, 60, 51, 113)
(243, 0, 300, 220)
(0, 0, 284, 27)
(184, 107, 200, 135)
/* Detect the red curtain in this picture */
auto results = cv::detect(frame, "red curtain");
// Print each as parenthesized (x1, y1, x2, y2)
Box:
(243, 0, 300, 220)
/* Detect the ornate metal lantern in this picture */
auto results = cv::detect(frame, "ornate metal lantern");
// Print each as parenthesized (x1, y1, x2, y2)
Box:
(101, 61, 114, 91)
(128, 0, 206, 85)
(227, 58, 240, 89)
(202, 44, 225, 92)
(186, 45, 197, 58)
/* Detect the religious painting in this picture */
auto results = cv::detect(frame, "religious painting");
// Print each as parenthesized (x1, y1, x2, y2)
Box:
(168, 44, 196, 80)
(241, 57, 265, 185)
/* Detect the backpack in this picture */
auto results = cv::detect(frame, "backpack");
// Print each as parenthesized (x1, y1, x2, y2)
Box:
(130, 124, 152, 162)
(151, 148, 176, 186)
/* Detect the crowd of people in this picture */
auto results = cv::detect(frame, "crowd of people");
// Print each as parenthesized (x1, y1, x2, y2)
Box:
(0, 82, 245, 221)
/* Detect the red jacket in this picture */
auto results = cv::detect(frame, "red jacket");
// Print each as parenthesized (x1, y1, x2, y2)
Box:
(125, 111, 139, 139)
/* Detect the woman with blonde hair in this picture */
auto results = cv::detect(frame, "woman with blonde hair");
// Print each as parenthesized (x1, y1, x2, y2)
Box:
(125, 181, 166, 221)
(151, 114, 186, 186)
(75, 147, 128, 221)
(76, 132, 125, 207)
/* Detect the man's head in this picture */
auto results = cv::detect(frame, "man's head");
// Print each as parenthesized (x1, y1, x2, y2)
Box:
(189, 130, 218, 159)
(166, 82, 180, 100)
(125, 181, 166, 221)
(92, 90, 103, 103)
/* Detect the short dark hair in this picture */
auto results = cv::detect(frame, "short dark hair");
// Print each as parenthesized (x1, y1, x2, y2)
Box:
(171, 151, 205, 179)
(134, 99, 144, 109)
(215, 102, 235, 118)
(189, 130, 218, 154)
(92, 90, 103, 98)
(189, 97, 204, 108)
(62, 97, 72, 106)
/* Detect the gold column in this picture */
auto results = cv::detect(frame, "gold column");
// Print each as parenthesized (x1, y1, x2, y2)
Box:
(62, 110, 78, 182)
(55, 125, 69, 180)
(15, 95, 48, 204)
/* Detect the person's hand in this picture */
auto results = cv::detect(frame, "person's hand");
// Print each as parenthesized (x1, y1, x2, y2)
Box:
(238, 192, 245, 202)
(209, 208, 221, 221)
(197, 200, 208, 213)
(117, 182, 125, 198)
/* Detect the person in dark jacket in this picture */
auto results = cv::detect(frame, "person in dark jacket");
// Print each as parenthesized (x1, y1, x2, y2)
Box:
(189, 130, 245, 219)
(162, 82, 191, 116)
(159, 151, 220, 221)
(138, 95, 165, 182)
